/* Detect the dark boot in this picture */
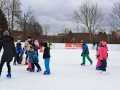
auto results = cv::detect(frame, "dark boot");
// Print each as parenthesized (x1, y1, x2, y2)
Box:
(90, 61, 93, 65)
(6, 73, 11, 78)
(34, 63, 41, 72)
(44, 71, 50, 75)
(37, 68, 41, 72)
(81, 63, 85, 66)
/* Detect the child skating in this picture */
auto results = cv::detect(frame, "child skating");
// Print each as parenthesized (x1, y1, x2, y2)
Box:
(81, 41, 93, 66)
(43, 42, 51, 75)
(27, 45, 41, 72)
(96, 41, 108, 72)
(13, 40, 23, 65)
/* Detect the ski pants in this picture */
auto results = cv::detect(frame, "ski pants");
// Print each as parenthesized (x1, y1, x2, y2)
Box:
(44, 58, 50, 73)
(82, 54, 92, 64)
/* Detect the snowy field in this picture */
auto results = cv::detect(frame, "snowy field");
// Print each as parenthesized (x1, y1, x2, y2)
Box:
(0, 43, 120, 90)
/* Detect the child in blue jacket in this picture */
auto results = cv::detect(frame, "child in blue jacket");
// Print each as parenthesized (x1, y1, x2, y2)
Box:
(13, 41, 23, 65)
(27, 45, 41, 72)
(81, 41, 92, 66)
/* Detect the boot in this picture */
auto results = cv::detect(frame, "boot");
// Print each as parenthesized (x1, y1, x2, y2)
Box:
(90, 60, 93, 65)
(6, 73, 11, 78)
(44, 71, 50, 75)
(37, 68, 41, 72)
(81, 63, 85, 66)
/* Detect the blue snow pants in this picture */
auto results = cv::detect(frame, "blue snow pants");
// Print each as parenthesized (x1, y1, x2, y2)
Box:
(44, 58, 50, 73)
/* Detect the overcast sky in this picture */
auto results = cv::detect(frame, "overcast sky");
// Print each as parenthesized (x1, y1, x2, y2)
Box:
(21, 0, 117, 35)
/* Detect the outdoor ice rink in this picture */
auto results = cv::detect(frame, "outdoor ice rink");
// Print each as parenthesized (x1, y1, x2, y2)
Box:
(0, 43, 120, 90)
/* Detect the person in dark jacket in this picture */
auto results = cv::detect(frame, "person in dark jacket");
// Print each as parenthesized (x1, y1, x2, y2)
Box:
(13, 41, 23, 65)
(81, 41, 92, 66)
(0, 31, 16, 78)
(43, 42, 51, 75)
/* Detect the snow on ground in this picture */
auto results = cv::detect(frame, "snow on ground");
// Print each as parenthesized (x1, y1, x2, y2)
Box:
(0, 43, 120, 90)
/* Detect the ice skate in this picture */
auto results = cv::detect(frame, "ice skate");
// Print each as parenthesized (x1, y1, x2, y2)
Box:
(6, 73, 11, 78)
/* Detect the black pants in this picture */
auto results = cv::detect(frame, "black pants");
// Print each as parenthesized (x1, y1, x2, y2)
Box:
(31, 63, 41, 71)
(98, 60, 107, 71)
(14, 53, 22, 64)
(0, 60, 11, 76)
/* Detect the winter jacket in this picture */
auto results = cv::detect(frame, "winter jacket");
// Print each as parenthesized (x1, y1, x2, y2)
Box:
(28, 50, 39, 63)
(0, 35, 16, 61)
(96, 41, 108, 67)
(43, 47, 50, 59)
(81, 43, 89, 56)
(16, 42, 23, 55)
(97, 46, 108, 61)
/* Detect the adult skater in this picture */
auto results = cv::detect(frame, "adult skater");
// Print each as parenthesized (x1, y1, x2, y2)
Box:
(96, 41, 108, 72)
(0, 31, 16, 78)
(43, 42, 51, 75)
(81, 41, 93, 66)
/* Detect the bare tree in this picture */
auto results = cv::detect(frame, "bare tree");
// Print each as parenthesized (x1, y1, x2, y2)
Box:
(0, 8, 8, 33)
(44, 24, 50, 35)
(0, 0, 21, 31)
(0, 0, 5, 9)
(19, 8, 33, 32)
(19, 8, 43, 38)
(74, 1, 103, 41)
(111, 1, 120, 30)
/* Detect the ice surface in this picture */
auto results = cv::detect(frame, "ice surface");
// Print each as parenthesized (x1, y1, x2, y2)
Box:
(0, 43, 120, 90)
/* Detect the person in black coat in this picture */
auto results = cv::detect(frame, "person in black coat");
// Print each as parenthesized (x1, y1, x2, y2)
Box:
(0, 31, 16, 78)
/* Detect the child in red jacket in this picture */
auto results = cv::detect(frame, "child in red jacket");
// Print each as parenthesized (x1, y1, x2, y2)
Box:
(96, 41, 108, 72)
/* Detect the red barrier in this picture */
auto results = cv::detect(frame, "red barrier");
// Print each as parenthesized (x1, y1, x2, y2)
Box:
(65, 43, 82, 49)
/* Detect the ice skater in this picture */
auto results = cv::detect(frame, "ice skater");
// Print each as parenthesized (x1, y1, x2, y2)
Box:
(81, 41, 93, 66)
(43, 42, 51, 75)
(96, 41, 108, 72)
(0, 31, 16, 78)
(13, 40, 24, 65)
(27, 44, 41, 72)
(24, 39, 32, 65)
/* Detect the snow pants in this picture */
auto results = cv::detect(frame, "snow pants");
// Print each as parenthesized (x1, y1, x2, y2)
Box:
(44, 58, 50, 73)
(96, 60, 107, 71)
(82, 54, 92, 64)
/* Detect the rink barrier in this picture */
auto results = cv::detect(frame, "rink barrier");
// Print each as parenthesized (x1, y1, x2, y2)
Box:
(65, 43, 82, 49)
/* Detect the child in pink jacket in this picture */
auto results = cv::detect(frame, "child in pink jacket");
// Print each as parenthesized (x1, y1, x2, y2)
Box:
(96, 41, 108, 72)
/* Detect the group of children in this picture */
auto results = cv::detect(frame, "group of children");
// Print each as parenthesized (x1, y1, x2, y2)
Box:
(81, 40, 108, 72)
(14, 39, 108, 75)
(13, 38, 51, 75)
(0, 30, 109, 79)
(0, 35, 108, 78)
